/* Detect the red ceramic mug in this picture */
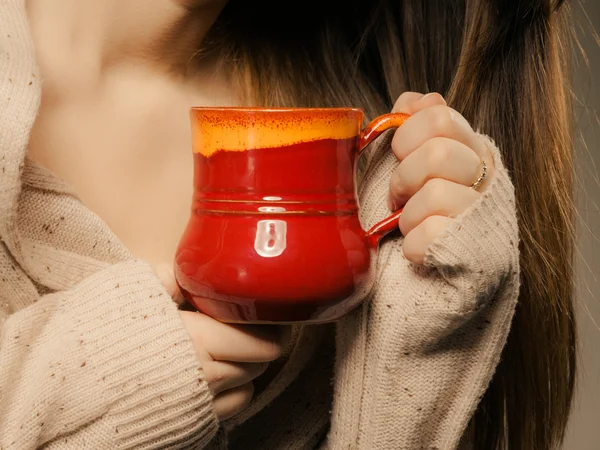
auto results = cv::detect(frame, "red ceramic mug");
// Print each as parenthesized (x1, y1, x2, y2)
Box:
(175, 107, 409, 324)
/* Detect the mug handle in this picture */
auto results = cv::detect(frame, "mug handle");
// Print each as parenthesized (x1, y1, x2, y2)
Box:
(357, 113, 410, 249)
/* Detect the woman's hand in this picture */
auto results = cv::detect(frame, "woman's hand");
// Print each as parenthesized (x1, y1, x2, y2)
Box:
(180, 312, 288, 420)
(154, 263, 289, 421)
(389, 92, 495, 265)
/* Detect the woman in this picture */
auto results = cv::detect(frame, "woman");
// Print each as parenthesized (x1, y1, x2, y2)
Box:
(0, 0, 575, 449)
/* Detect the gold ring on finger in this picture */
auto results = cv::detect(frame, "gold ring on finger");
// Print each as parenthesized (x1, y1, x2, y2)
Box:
(470, 159, 488, 191)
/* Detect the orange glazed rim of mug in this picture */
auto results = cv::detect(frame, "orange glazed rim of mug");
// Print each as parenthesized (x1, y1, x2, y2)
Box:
(190, 107, 365, 156)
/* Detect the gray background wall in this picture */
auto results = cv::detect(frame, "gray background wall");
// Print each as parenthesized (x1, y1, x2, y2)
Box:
(565, 1, 600, 448)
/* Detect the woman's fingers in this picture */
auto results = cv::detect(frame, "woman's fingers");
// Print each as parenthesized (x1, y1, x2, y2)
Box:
(180, 311, 289, 363)
(179, 312, 290, 420)
(399, 178, 480, 237)
(392, 91, 447, 115)
(389, 137, 482, 210)
(402, 215, 454, 264)
(391, 104, 487, 162)
(213, 382, 255, 421)
(204, 360, 269, 394)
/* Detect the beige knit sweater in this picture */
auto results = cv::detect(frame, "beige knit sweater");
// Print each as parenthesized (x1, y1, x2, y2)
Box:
(0, 0, 520, 448)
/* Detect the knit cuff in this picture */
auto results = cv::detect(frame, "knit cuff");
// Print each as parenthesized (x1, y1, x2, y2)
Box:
(423, 134, 520, 306)
(66, 260, 219, 449)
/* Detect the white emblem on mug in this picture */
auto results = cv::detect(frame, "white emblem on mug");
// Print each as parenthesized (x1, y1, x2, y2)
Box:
(254, 220, 287, 258)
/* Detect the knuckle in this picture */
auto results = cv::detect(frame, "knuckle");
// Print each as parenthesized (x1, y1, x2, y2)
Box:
(399, 91, 416, 100)
(398, 91, 419, 103)
(426, 92, 446, 104)
(422, 178, 445, 203)
(425, 138, 451, 168)
(421, 216, 443, 241)
(429, 105, 453, 135)
(393, 91, 422, 112)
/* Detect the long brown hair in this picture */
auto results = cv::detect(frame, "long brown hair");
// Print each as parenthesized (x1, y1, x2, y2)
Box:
(203, 0, 577, 448)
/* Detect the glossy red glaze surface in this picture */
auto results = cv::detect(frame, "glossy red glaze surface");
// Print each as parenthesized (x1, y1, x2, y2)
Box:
(175, 108, 408, 323)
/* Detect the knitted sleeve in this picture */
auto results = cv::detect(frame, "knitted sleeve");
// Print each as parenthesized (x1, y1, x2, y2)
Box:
(0, 259, 219, 449)
(325, 134, 520, 449)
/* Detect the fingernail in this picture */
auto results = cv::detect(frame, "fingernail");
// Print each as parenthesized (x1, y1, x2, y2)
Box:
(422, 93, 436, 99)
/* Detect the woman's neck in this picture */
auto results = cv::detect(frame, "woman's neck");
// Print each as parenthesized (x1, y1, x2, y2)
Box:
(26, 0, 227, 85)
